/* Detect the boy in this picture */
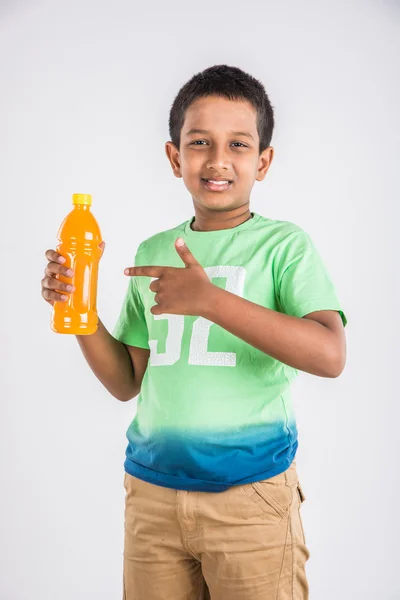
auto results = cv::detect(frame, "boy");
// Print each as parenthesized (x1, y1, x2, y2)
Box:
(41, 64, 347, 600)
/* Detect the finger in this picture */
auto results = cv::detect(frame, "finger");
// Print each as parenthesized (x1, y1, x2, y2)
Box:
(99, 241, 106, 257)
(42, 288, 69, 303)
(150, 304, 164, 315)
(45, 263, 75, 278)
(149, 279, 160, 293)
(175, 238, 200, 267)
(124, 266, 167, 278)
(42, 276, 75, 293)
(45, 249, 67, 264)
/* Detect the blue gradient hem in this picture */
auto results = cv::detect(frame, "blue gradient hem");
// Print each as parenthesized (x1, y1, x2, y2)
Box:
(124, 441, 298, 492)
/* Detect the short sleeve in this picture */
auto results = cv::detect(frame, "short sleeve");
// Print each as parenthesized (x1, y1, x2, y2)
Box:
(112, 273, 150, 349)
(276, 231, 347, 327)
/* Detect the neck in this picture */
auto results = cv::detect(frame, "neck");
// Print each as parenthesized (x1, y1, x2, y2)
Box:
(190, 204, 253, 232)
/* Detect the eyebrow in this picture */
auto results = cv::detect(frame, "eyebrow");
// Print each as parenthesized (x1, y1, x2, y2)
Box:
(185, 128, 254, 141)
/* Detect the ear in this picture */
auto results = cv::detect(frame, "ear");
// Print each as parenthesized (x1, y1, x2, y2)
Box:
(165, 141, 182, 178)
(256, 146, 274, 182)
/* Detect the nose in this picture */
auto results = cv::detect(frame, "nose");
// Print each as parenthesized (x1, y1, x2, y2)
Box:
(206, 145, 231, 172)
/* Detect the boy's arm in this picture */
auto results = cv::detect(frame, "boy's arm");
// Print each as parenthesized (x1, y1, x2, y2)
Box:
(43, 248, 145, 401)
(126, 236, 346, 379)
(76, 319, 141, 401)
(203, 286, 346, 378)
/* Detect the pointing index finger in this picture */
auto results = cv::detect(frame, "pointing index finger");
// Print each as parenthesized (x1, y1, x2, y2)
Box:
(124, 266, 166, 277)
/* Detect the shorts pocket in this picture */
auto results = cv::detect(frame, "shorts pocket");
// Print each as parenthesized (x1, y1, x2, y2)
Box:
(295, 481, 307, 544)
(242, 479, 291, 520)
(297, 482, 306, 504)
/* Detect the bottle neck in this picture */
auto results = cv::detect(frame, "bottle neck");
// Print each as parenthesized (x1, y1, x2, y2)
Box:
(73, 204, 91, 211)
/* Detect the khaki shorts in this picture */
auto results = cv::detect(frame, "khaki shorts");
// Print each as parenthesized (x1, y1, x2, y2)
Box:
(123, 459, 310, 599)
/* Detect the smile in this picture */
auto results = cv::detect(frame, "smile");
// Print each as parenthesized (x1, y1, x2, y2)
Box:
(201, 179, 233, 192)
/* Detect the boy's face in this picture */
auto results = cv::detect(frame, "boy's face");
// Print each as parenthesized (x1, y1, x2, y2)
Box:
(165, 96, 273, 214)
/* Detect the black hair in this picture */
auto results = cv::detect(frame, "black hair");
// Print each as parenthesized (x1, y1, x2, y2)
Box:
(168, 64, 275, 155)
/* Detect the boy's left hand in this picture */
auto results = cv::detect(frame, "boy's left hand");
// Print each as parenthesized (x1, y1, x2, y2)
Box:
(124, 238, 214, 316)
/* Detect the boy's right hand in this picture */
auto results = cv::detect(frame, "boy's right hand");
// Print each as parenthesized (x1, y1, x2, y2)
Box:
(41, 242, 105, 306)
(41, 250, 75, 306)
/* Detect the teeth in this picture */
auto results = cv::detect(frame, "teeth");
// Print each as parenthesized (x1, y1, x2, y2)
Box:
(205, 180, 230, 185)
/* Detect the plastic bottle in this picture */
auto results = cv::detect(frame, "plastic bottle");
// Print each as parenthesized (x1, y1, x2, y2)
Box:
(51, 194, 103, 335)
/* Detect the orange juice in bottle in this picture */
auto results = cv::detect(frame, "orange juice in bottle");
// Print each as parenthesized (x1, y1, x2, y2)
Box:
(51, 194, 103, 335)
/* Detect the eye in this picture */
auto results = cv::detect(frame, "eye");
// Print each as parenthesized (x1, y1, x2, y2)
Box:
(189, 140, 248, 148)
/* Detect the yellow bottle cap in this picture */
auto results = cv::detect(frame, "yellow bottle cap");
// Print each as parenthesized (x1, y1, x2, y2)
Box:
(72, 193, 92, 206)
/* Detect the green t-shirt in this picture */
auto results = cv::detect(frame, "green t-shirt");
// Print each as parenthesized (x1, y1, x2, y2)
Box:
(113, 212, 347, 492)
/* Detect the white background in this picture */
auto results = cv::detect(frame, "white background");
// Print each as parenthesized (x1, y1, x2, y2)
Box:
(1, 1, 399, 598)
